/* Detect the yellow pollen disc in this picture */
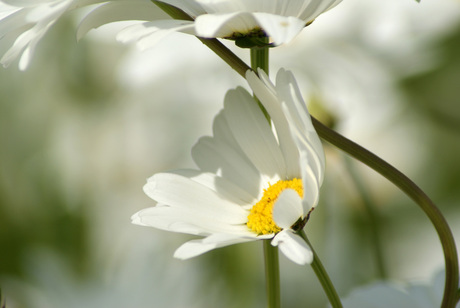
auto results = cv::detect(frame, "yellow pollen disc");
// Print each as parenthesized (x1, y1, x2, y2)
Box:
(247, 178, 303, 235)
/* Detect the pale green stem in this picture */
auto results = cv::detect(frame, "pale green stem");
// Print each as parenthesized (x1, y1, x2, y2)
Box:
(300, 231, 343, 308)
(263, 240, 281, 308)
(343, 155, 387, 279)
(312, 118, 458, 308)
(250, 40, 270, 122)
(150, 2, 459, 306)
(250, 37, 281, 308)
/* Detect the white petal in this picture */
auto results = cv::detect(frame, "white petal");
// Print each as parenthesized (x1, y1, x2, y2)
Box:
(167, 169, 256, 206)
(143, 172, 247, 224)
(276, 69, 325, 183)
(192, 135, 261, 202)
(298, 152, 320, 213)
(246, 69, 300, 179)
(173, 233, 257, 259)
(195, 12, 258, 38)
(271, 230, 312, 265)
(272, 189, 303, 229)
(298, 0, 342, 22)
(253, 13, 305, 45)
(131, 206, 253, 236)
(223, 87, 286, 180)
(76, 1, 169, 41)
(117, 20, 194, 50)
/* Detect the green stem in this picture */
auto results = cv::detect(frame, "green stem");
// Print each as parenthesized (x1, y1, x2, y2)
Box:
(250, 40, 271, 122)
(150, 2, 459, 306)
(250, 36, 280, 308)
(312, 118, 459, 308)
(264, 240, 281, 308)
(300, 231, 343, 308)
(343, 155, 387, 279)
(250, 45, 269, 73)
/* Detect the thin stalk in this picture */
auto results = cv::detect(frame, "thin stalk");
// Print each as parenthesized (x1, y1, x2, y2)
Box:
(343, 155, 387, 279)
(250, 37, 280, 308)
(264, 240, 281, 308)
(300, 231, 343, 308)
(250, 44, 269, 73)
(250, 39, 271, 122)
(150, 2, 459, 306)
(312, 118, 458, 308)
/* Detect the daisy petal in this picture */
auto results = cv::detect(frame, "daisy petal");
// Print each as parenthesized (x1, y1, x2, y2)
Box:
(76, 1, 169, 41)
(271, 230, 313, 265)
(131, 206, 253, 236)
(273, 189, 303, 229)
(276, 69, 325, 182)
(253, 13, 305, 45)
(167, 169, 256, 206)
(224, 87, 286, 180)
(144, 172, 247, 224)
(195, 12, 258, 38)
(174, 233, 257, 259)
(246, 69, 300, 179)
(192, 135, 261, 201)
(117, 20, 194, 50)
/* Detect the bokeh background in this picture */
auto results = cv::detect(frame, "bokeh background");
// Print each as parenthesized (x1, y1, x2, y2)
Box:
(1, 0, 460, 307)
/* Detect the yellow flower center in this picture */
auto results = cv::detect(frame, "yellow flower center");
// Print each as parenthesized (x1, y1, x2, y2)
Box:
(247, 178, 303, 235)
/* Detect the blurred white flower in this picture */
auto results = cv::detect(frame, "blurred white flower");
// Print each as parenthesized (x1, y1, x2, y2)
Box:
(0, 0, 168, 70)
(339, 270, 459, 308)
(83, 0, 341, 50)
(132, 68, 325, 265)
(0, 0, 101, 70)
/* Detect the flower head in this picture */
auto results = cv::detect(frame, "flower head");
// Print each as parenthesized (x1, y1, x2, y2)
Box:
(82, 0, 341, 50)
(132, 68, 326, 265)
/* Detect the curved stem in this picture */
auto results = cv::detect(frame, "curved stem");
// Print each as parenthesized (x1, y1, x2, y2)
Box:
(150, 2, 459, 306)
(300, 231, 343, 308)
(312, 118, 459, 308)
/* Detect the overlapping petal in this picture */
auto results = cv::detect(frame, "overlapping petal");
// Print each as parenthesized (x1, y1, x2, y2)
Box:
(247, 68, 325, 213)
(110, 0, 342, 50)
(0, 0, 106, 70)
(133, 69, 325, 264)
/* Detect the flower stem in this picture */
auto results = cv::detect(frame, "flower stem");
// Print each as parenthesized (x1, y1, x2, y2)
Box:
(150, 2, 459, 306)
(311, 118, 459, 308)
(250, 37, 280, 308)
(250, 39, 271, 122)
(263, 240, 281, 308)
(299, 231, 343, 308)
(343, 155, 387, 279)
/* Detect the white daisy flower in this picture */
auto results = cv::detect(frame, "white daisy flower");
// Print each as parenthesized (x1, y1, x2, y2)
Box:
(132, 68, 326, 265)
(80, 0, 342, 51)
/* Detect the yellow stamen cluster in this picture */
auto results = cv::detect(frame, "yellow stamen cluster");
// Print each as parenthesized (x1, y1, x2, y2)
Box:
(247, 178, 303, 235)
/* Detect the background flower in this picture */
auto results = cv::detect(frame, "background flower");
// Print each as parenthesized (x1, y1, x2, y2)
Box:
(338, 270, 459, 308)
(0, 0, 167, 70)
(82, 0, 341, 50)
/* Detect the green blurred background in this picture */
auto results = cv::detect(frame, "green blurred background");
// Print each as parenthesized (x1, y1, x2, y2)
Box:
(1, 0, 459, 307)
